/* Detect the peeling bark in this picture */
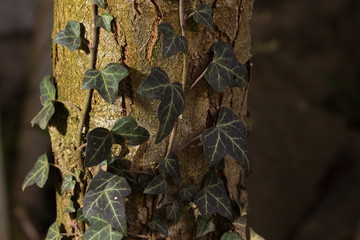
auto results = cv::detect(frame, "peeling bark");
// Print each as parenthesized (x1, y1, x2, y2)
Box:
(51, 0, 253, 238)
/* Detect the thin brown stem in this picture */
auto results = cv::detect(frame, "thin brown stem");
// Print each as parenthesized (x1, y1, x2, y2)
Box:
(186, 65, 209, 93)
(49, 163, 77, 178)
(166, 120, 178, 155)
(55, 99, 81, 115)
(127, 232, 151, 239)
(76, 143, 87, 152)
(175, 133, 202, 154)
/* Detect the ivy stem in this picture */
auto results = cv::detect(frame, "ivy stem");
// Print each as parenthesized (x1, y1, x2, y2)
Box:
(175, 133, 201, 154)
(166, 0, 187, 155)
(186, 65, 209, 93)
(127, 233, 151, 239)
(55, 99, 81, 115)
(49, 163, 77, 178)
(75, 3, 99, 234)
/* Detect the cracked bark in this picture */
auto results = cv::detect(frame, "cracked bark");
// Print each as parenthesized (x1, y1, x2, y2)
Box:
(51, 0, 253, 238)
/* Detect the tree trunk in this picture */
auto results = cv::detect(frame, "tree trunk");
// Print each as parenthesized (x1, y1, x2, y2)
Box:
(50, 0, 253, 238)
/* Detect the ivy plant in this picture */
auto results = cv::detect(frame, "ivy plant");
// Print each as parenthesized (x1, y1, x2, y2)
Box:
(24, 1, 254, 239)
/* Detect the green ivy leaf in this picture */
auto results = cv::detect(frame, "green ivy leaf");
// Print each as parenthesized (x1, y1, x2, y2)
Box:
(31, 76, 56, 129)
(148, 216, 168, 237)
(82, 63, 129, 104)
(84, 128, 123, 167)
(166, 201, 181, 223)
(205, 42, 248, 93)
(22, 154, 49, 191)
(31, 103, 55, 130)
(83, 171, 131, 235)
(196, 217, 215, 238)
(158, 22, 188, 58)
(158, 153, 180, 185)
(131, 174, 153, 193)
(92, 0, 106, 8)
(221, 232, 243, 240)
(194, 170, 233, 221)
(65, 198, 76, 213)
(53, 21, 81, 51)
(201, 107, 250, 170)
(45, 221, 62, 240)
(137, 67, 185, 143)
(83, 214, 123, 240)
(143, 175, 169, 195)
(95, 13, 113, 32)
(61, 175, 76, 194)
(179, 183, 197, 201)
(77, 207, 90, 224)
(111, 116, 150, 145)
(193, 4, 213, 30)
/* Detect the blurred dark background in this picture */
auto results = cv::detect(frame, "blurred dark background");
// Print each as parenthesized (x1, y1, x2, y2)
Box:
(0, 0, 359, 239)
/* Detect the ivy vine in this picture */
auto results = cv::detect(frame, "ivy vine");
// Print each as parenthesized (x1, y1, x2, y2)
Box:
(23, 1, 252, 239)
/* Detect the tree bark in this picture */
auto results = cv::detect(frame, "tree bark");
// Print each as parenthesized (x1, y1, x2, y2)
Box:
(50, 0, 253, 238)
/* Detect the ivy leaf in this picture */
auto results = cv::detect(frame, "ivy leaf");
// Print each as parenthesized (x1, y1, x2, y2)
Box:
(148, 216, 168, 237)
(166, 201, 181, 223)
(61, 175, 76, 194)
(137, 67, 185, 143)
(111, 116, 150, 145)
(22, 154, 49, 191)
(82, 63, 129, 104)
(83, 171, 131, 234)
(84, 128, 123, 167)
(158, 22, 188, 58)
(193, 4, 213, 30)
(221, 232, 243, 240)
(200, 107, 250, 170)
(95, 13, 113, 32)
(143, 175, 169, 195)
(196, 217, 215, 238)
(53, 21, 81, 51)
(31, 103, 55, 130)
(194, 170, 233, 221)
(92, 0, 106, 8)
(205, 42, 248, 93)
(83, 214, 123, 240)
(179, 183, 197, 201)
(65, 198, 76, 213)
(45, 221, 62, 240)
(158, 153, 180, 184)
(77, 207, 90, 224)
(31, 76, 56, 129)
(131, 174, 153, 193)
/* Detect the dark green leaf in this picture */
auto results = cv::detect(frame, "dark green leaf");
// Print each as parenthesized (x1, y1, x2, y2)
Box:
(31, 103, 55, 130)
(95, 12, 113, 32)
(202, 109, 248, 166)
(158, 153, 180, 184)
(65, 198, 76, 213)
(31, 76, 56, 129)
(131, 174, 153, 193)
(196, 217, 215, 238)
(22, 154, 49, 191)
(83, 171, 131, 234)
(61, 175, 76, 194)
(82, 63, 129, 104)
(83, 214, 123, 240)
(193, 4, 213, 30)
(137, 67, 185, 143)
(158, 22, 188, 58)
(143, 175, 169, 195)
(111, 116, 149, 145)
(166, 201, 181, 223)
(221, 232, 243, 240)
(53, 21, 81, 51)
(205, 42, 248, 93)
(84, 128, 123, 167)
(92, 0, 106, 8)
(77, 207, 89, 224)
(45, 221, 62, 240)
(200, 107, 250, 170)
(194, 170, 233, 221)
(179, 183, 197, 201)
(40, 75, 56, 105)
(148, 216, 168, 237)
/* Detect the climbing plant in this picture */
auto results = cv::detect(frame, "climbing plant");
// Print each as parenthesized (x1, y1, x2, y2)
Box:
(23, 1, 259, 239)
